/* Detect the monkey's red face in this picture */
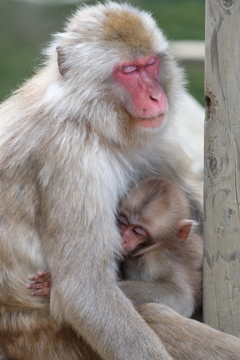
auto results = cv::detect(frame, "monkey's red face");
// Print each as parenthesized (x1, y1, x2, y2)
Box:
(114, 54, 168, 128)
(117, 214, 149, 255)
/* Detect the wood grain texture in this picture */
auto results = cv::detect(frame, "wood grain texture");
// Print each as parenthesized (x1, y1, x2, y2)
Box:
(204, 0, 240, 336)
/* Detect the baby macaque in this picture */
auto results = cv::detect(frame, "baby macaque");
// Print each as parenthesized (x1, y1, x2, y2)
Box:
(26, 178, 202, 318)
(117, 178, 203, 318)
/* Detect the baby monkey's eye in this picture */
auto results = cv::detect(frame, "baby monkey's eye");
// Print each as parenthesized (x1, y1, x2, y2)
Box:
(117, 214, 129, 226)
(133, 227, 148, 237)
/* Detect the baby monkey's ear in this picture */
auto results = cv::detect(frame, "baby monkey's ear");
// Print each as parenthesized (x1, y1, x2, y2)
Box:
(177, 220, 193, 243)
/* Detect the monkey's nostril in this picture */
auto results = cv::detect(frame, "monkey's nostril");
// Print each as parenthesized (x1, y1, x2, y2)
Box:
(150, 95, 158, 102)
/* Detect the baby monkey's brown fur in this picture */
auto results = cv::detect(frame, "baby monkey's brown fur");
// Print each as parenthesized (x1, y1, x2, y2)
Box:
(118, 178, 202, 318)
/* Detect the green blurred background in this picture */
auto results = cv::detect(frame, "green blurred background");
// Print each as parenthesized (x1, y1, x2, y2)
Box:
(0, 0, 205, 104)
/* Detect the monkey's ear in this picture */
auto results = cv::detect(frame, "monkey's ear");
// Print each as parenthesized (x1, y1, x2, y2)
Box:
(56, 46, 68, 76)
(177, 220, 193, 243)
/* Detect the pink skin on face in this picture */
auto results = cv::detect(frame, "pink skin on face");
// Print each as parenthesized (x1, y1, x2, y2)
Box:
(114, 54, 168, 129)
(117, 214, 148, 255)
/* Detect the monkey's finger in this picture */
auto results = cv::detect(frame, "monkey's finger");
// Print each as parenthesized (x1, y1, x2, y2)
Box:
(25, 283, 34, 289)
(36, 271, 49, 278)
(30, 289, 50, 296)
(27, 274, 38, 281)
(25, 283, 45, 290)
(29, 290, 41, 296)
(27, 274, 48, 283)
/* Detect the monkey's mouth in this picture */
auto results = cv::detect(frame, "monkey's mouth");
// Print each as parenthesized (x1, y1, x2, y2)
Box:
(129, 238, 154, 257)
(129, 244, 147, 257)
(133, 113, 166, 129)
(130, 241, 162, 257)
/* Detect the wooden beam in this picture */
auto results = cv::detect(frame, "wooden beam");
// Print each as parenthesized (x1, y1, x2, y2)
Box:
(203, 0, 240, 336)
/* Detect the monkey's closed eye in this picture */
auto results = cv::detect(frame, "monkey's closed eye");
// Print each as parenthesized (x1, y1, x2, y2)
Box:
(117, 214, 129, 226)
(147, 57, 157, 66)
(133, 226, 148, 237)
(121, 65, 137, 74)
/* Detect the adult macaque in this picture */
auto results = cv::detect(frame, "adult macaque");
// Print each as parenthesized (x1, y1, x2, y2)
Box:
(175, 92, 204, 180)
(27, 178, 202, 319)
(0, 2, 238, 360)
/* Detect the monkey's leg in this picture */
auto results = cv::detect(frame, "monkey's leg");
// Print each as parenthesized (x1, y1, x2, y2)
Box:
(0, 309, 101, 360)
(137, 303, 240, 360)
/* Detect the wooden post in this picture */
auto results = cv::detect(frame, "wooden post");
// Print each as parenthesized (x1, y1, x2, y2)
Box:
(203, 0, 240, 336)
